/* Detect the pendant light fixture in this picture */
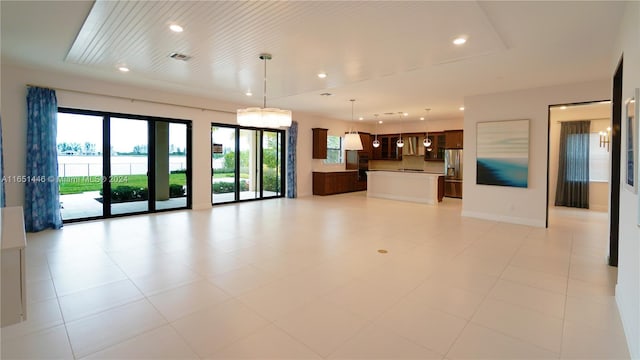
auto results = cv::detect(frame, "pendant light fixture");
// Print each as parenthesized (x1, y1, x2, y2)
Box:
(237, 53, 292, 128)
(344, 99, 364, 150)
(423, 108, 432, 147)
(396, 112, 404, 148)
(372, 114, 380, 148)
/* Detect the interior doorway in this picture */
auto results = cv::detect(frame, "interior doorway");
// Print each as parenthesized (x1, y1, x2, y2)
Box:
(548, 101, 612, 215)
(545, 100, 613, 270)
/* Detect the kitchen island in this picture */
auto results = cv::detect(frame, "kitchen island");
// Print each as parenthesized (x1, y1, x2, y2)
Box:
(366, 170, 444, 205)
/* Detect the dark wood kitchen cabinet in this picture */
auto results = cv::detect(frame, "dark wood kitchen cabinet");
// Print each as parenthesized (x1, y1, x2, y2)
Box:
(313, 171, 361, 195)
(445, 130, 463, 149)
(312, 128, 328, 159)
(359, 132, 372, 155)
(444, 180, 463, 198)
(372, 134, 402, 160)
(424, 132, 446, 161)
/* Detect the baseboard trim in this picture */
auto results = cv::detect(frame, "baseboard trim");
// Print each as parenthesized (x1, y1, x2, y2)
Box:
(616, 283, 638, 359)
(461, 210, 545, 227)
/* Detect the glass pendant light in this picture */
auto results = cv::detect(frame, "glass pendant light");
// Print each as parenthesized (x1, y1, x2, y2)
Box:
(396, 112, 404, 148)
(423, 108, 432, 147)
(372, 114, 380, 148)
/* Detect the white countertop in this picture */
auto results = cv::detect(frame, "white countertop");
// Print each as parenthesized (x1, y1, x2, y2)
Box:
(312, 169, 358, 173)
(367, 170, 444, 175)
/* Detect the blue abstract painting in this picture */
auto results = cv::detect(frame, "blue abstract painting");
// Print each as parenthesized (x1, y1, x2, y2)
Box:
(476, 119, 529, 188)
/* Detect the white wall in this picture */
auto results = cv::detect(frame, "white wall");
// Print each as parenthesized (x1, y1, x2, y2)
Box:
(611, 2, 640, 357)
(462, 79, 610, 227)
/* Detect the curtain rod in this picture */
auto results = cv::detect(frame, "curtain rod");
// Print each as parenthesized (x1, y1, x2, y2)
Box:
(556, 117, 610, 123)
(26, 84, 236, 115)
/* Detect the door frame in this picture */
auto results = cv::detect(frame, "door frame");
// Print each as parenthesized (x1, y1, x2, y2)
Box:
(609, 55, 623, 267)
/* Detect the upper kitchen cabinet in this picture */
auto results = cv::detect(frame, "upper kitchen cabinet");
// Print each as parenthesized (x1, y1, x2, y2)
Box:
(359, 132, 372, 155)
(373, 134, 402, 160)
(312, 128, 328, 159)
(425, 132, 446, 161)
(445, 130, 463, 149)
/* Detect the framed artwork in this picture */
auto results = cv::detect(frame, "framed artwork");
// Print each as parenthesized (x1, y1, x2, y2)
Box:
(476, 119, 529, 188)
(625, 88, 638, 195)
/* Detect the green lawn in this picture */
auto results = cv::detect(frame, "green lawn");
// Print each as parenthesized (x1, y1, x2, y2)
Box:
(213, 172, 249, 179)
(59, 174, 186, 195)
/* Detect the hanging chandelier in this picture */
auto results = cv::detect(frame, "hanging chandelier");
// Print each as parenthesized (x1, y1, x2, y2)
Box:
(344, 99, 364, 150)
(237, 53, 292, 128)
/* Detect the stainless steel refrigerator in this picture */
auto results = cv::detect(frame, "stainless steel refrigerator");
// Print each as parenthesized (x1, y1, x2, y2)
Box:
(444, 149, 463, 198)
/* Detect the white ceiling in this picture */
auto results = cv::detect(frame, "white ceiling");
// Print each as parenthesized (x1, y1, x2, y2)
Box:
(0, 1, 625, 123)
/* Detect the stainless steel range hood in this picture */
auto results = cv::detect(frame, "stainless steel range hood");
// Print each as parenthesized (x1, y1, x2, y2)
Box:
(402, 136, 421, 156)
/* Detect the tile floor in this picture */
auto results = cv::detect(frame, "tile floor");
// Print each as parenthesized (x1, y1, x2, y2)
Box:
(1, 193, 630, 359)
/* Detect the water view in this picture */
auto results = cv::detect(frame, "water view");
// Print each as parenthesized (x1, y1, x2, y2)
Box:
(58, 155, 187, 177)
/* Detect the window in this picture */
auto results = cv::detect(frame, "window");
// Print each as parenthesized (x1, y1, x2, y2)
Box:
(325, 135, 343, 164)
(589, 132, 610, 182)
(565, 133, 589, 182)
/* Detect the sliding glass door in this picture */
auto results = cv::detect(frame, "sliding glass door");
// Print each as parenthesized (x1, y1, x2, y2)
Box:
(57, 112, 104, 220)
(110, 117, 149, 215)
(263, 130, 283, 197)
(155, 122, 188, 210)
(211, 126, 237, 204)
(240, 129, 260, 200)
(211, 124, 284, 204)
(57, 108, 191, 222)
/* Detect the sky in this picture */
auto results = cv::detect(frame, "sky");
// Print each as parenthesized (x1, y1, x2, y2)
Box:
(57, 112, 187, 152)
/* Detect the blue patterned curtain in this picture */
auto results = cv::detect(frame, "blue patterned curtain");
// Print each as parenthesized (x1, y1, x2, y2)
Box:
(286, 121, 298, 198)
(25, 87, 62, 231)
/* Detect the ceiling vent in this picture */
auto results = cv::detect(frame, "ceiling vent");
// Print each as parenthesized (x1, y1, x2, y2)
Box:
(169, 52, 192, 61)
(320, 93, 332, 96)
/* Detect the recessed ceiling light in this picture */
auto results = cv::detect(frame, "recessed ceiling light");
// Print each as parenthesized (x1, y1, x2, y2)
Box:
(403, 112, 409, 116)
(245, 91, 252, 96)
(459, 106, 465, 111)
(453, 36, 467, 45)
(359, 116, 364, 121)
(420, 117, 425, 121)
(169, 24, 183, 33)
(118, 66, 130, 72)
(560, 105, 567, 110)
(378, 120, 383, 124)
(317, 73, 327, 79)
